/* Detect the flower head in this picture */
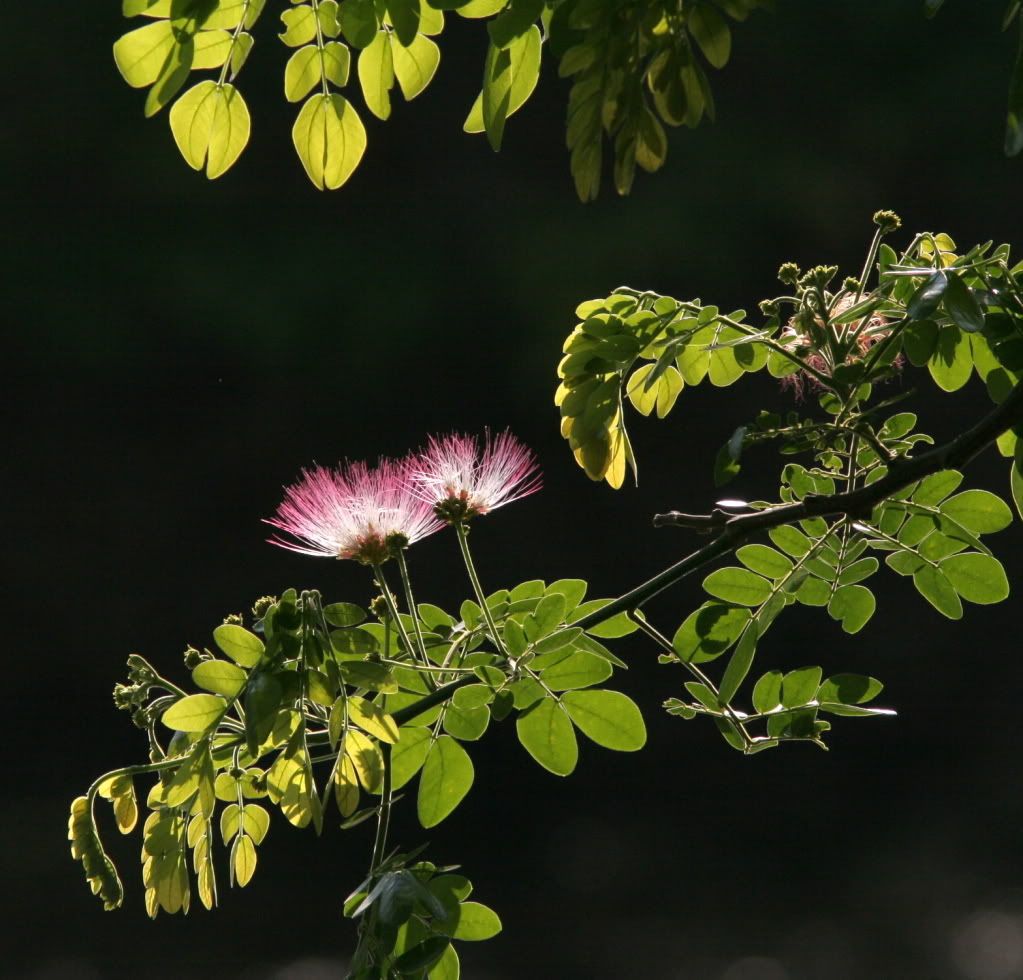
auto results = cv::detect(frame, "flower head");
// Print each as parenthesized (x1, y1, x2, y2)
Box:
(267, 457, 443, 564)
(779, 294, 900, 399)
(411, 429, 542, 522)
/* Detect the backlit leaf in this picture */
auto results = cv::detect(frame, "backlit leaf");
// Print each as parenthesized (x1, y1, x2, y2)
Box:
(292, 93, 367, 189)
(561, 689, 646, 751)
(169, 81, 251, 179)
(940, 553, 1010, 604)
(515, 697, 578, 775)
(162, 694, 226, 733)
(417, 735, 474, 828)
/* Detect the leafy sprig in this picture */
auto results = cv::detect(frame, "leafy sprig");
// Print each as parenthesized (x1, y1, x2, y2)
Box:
(72, 214, 1023, 975)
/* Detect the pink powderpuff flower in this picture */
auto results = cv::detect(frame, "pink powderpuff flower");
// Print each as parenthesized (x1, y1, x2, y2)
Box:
(267, 457, 443, 564)
(411, 429, 542, 522)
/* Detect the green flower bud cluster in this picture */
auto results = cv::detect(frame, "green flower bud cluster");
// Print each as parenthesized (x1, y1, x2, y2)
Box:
(873, 209, 902, 233)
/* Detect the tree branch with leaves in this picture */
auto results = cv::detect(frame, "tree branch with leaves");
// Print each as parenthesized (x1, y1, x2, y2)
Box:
(70, 213, 1023, 977)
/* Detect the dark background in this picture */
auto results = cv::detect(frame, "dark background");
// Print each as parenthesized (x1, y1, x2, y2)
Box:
(9, 2, 1023, 978)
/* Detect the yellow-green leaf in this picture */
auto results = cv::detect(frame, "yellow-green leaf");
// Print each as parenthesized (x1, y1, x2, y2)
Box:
(192, 659, 246, 697)
(391, 33, 440, 101)
(279, 4, 318, 46)
(162, 693, 226, 732)
(358, 31, 394, 120)
(334, 754, 360, 816)
(458, 0, 506, 17)
(114, 21, 176, 88)
(292, 93, 368, 189)
(323, 40, 351, 87)
(211, 622, 264, 667)
(284, 44, 322, 102)
(230, 31, 254, 78)
(347, 695, 400, 743)
(417, 735, 474, 828)
(464, 25, 540, 134)
(231, 833, 257, 887)
(193, 29, 233, 69)
(169, 81, 251, 179)
(345, 729, 384, 791)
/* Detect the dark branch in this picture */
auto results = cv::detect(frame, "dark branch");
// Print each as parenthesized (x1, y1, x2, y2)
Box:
(575, 383, 1023, 631)
(395, 384, 1023, 720)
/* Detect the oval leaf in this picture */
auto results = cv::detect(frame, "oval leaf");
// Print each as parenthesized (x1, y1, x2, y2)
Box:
(292, 93, 367, 189)
(561, 689, 646, 751)
(940, 553, 1010, 604)
(417, 735, 474, 828)
(515, 697, 578, 775)
(162, 694, 226, 733)
(703, 567, 772, 606)
(192, 659, 246, 697)
(169, 81, 251, 179)
(212, 623, 264, 667)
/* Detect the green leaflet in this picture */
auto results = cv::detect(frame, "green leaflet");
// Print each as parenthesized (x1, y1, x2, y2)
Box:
(192, 659, 246, 697)
(292, 93, 367, 189)
(417, 735, 474, 828)
(703, 567, 772, 606)
(358, 30, 395, 119)
(515, 697, 578, 775)
(392, 33, 441, 101)
(438, 901, 502, 941)
(212, 623, 264, 667)
(940, 553, 1010, 604)
(162, 694, 226, 733)
(169, 82, 251, 179)
(561, 690, 646, 751)
(388, 727, 432, 791)
(827, 585, 876, 634)
(464, 26, 542, 139)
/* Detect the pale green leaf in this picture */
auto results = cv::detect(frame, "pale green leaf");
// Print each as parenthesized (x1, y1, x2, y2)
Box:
(940, 553, 1010, 604)
(464, 26, 541, 137)
(389, 727, 432, 790)
(162, 694, 226, 733)
(347, 696, 400, 743)
(357, 31, 394, 120)
(940, 490, 1013, 534)
(292, 93, 368, 189)
(323, 40, 351, 87)
(703, 567, 772, 606)
(439, 901, 502, 941)
(515, 697, 578, 775)
(192, 660, 246, 697)
(284, 45, 323, 102)
(113, 21, 176, 88)
(279, 4, 318, 46)
(561, 689, 646, 751)
(391, 33, 441, 101)
(826, 585, 876, 634)
(417, 735, 474, 828)
(913, 565, 963, 619)
(211, 621, 265, 667)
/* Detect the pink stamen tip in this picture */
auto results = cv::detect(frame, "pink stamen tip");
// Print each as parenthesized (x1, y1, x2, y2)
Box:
(410, 428, 542, 518)
(266, 456, 443, 561)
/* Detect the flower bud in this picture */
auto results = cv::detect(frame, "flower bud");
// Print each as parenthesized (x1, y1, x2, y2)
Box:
(252, 595, 277, 619)
(222, 613, 243, 626)
(777, 262, 801, 285)
(799, 265, 839, 291)
(125, 654, 155, 685)
(873, 209, 901, 233)
(182, 645, 203, 670)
